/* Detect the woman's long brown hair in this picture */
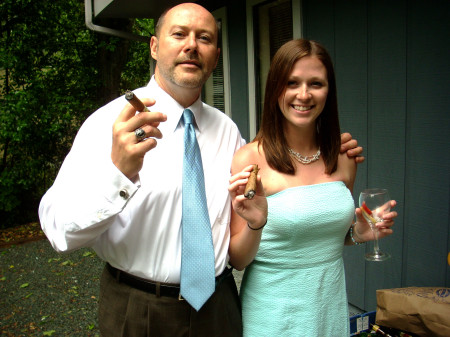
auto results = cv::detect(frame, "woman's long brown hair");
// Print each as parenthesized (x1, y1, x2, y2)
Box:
(254, 39, 341, 175)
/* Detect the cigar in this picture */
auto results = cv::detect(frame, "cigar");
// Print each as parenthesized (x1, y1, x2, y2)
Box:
(125, 90, 149, 112)
(244, 164, 259, 199)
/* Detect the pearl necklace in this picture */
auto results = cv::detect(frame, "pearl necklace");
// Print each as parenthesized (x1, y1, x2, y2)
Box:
(288, 148, 321, 164)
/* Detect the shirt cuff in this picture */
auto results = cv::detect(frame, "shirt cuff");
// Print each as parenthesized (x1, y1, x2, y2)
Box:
(103, 161, 140, 208)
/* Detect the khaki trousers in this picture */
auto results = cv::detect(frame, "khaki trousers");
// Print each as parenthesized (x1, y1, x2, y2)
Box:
(99, 265, 242, 337)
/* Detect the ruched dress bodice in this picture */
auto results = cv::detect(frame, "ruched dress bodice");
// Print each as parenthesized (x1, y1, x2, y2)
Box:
(240, 181, 355, 337)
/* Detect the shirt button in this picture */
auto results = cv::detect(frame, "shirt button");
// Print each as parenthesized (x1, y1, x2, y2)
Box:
(119, 189, 129, 199)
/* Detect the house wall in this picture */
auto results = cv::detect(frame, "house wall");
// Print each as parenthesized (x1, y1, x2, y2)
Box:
(302, 0, 450, 310)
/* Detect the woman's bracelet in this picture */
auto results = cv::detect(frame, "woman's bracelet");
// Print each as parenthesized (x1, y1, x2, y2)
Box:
(349, 222, 364, 245)
(247, 219, 267, 231)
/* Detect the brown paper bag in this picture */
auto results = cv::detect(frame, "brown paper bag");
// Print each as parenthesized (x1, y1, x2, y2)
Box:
(376, 287, 450, 337)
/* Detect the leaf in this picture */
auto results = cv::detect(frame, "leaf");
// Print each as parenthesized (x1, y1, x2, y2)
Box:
(43, 330, 56, 336)
(25, 292, 33, 298)
(20, 283, 29, 288)
(82, 251, 94, 257)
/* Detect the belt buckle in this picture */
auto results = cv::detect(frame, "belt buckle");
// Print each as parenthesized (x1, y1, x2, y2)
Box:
(178, 293, 185, 301)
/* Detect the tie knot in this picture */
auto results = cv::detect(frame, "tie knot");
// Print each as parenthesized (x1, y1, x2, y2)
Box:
(183, 109, 194, 125)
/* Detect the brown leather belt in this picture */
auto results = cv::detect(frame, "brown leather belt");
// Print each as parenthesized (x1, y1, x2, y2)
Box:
(106, 263, 232, 298)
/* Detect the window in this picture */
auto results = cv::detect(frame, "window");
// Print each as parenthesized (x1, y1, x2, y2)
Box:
(203, 7, 231, 116)
(254, 0, 293, 126)
(247, 0, 302, 138)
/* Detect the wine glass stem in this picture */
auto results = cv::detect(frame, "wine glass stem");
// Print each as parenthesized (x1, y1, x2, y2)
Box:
(372, 225, 380, 254)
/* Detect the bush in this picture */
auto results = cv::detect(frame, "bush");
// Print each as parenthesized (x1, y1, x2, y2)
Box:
(0, 0, 153, 227)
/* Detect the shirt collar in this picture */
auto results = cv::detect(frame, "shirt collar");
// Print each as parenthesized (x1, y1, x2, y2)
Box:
(145, 76, 205, 134)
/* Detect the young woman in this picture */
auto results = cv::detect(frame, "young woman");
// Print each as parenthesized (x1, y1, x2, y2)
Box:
(228, 39, 397, 336)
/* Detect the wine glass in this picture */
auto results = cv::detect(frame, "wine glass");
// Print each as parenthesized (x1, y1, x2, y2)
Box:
(359, 189, 391, 261)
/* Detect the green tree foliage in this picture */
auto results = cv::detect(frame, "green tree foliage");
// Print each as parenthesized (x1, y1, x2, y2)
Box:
(121, 18, 153, 90)
(0, 0, 153, 227)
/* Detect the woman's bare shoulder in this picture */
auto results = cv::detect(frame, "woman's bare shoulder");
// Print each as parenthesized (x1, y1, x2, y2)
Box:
(232, 142, 262, 173)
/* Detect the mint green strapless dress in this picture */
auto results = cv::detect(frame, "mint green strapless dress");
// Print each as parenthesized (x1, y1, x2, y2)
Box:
(240, 182, 355, 337)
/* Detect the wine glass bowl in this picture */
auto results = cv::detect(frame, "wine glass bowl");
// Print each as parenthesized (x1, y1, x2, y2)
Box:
(359, 188, 391, 261)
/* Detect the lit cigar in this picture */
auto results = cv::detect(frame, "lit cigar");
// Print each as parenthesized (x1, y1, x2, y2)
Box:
(244, 164, 259, 199)
(125, 90, 149, 112)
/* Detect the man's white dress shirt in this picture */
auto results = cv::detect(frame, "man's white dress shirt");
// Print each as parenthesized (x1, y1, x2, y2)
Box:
(39, 76, 245, 283)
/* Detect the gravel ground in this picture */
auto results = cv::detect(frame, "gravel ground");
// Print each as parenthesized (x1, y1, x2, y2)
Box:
(1, 239, 102, 336)
(0, 239, 244, 337)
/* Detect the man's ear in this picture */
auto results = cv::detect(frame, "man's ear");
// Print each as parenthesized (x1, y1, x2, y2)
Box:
(150, 36, 158, 61)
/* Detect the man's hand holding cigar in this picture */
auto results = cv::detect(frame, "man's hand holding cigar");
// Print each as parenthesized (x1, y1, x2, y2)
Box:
(111, 92, 167, 180)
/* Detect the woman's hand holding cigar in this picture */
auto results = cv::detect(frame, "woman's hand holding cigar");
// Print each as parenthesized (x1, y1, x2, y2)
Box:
(111, 92, 167, 180)
(228, 161, 268, 270)
(228, 164, 267, 229)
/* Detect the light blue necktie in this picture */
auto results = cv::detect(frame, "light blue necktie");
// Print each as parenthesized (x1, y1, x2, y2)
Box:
(180, 108, 215, 311)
